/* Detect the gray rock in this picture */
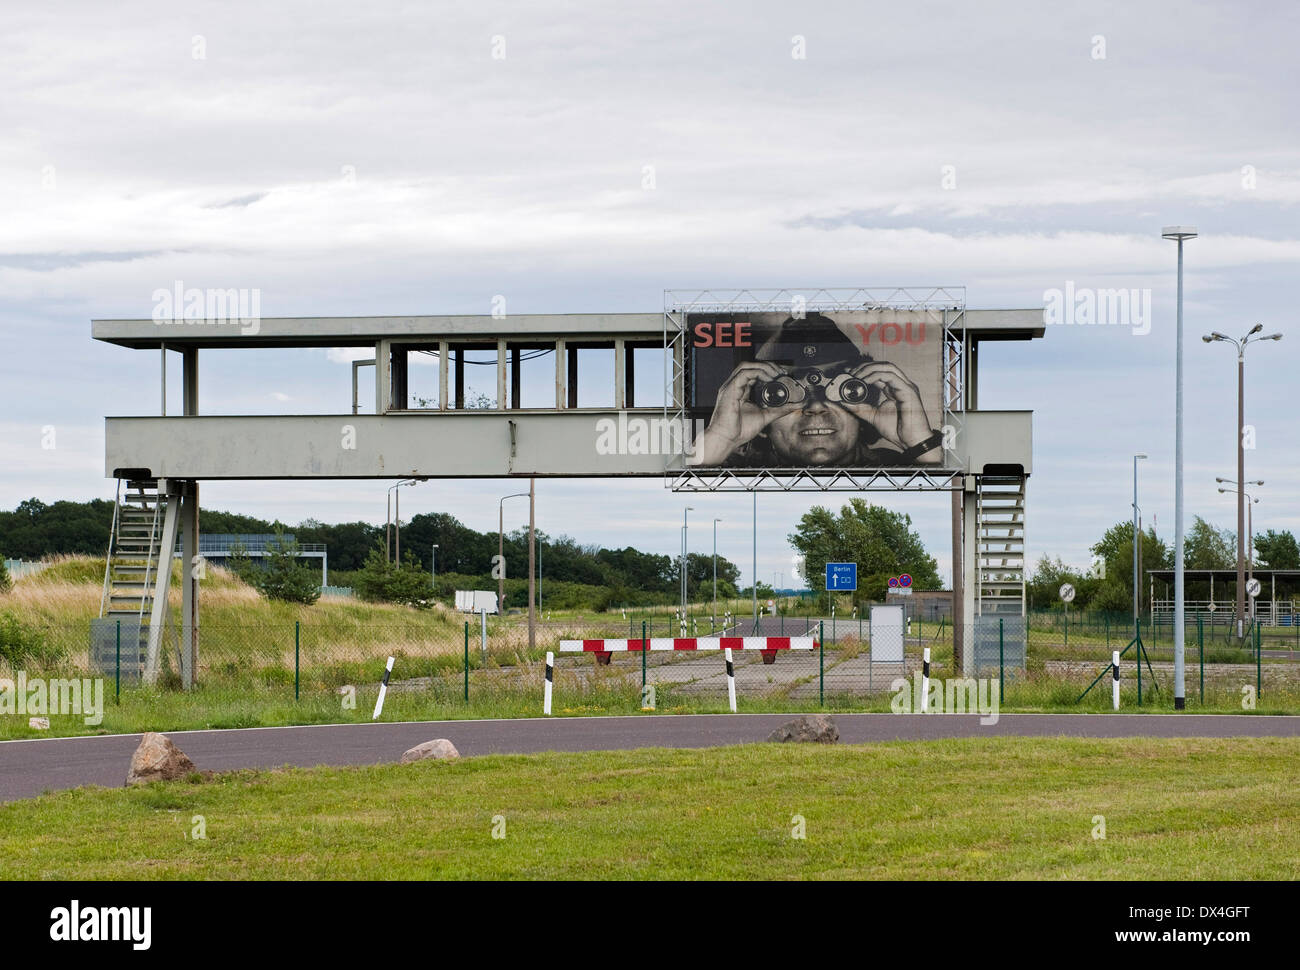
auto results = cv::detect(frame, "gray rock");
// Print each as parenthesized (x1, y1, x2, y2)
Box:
(400, 738, 460, 763)
(28, 717, 49, 730)
(127, 732, 197, 785)
(766, 714, 839, 744)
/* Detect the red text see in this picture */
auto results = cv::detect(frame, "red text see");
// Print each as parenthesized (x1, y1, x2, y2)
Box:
(693, 322, 752, 347)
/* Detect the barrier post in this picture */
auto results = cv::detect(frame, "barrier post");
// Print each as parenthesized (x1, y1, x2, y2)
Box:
(724, 647, 736, 713)
(294, 620, 300, 701)
(921, 647, 931, 713)
(641, 620, 647, 692)
(544, 651, 553, 715)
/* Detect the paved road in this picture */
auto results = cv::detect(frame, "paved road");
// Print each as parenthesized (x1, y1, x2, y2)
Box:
(2, 712, 1298, 802)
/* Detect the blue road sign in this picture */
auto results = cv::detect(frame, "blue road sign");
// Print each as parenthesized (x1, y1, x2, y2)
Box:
(825, 562, 857, 591)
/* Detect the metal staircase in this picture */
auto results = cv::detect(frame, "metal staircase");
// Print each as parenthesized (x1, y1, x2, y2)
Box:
(99, 478, 178, 683)
(976, 476, 1025, 617)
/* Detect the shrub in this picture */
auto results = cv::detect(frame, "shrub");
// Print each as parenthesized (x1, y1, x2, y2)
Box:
(354, 547, 434, 609)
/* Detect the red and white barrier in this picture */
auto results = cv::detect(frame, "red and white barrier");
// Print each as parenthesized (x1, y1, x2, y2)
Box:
(558, 636, 815, 653)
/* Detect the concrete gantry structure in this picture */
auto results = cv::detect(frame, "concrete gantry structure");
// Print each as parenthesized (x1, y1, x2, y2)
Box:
(93, 300, 1043, 684)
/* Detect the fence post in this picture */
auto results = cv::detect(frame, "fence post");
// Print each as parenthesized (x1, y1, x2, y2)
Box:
(819, 620, 824, 707)
(294, 620, 300, 701)
(1137, 625, 1142, 707)
(1256, 622, 1262, 700)
(999, 617, 1005, 703)
(463, 621, 469, 703)
(1198, 614, 1204, 704)
(1105, 614, 1110, 650)
(115, 619, 121, 705)
(641, 620, 647, 693)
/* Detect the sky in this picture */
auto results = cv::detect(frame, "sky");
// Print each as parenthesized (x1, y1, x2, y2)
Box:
(2, 0, 1298, 588)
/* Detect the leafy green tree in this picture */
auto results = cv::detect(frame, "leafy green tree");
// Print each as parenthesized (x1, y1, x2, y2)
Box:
(252, 531, 321, 605)
(1090, 521, 1171, 613)
(1184, 516, 1236, 569)
(789, 499, 940, 604)
(1255, 529, 1300, 570)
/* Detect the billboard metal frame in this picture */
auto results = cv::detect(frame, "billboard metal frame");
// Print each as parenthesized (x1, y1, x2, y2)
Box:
(663, 287, 966, 493)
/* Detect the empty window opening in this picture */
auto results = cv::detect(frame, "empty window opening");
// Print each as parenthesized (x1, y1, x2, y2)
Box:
(569, 344, 616, 408)
(629, 343, 668, 409)
(506, 344, 555, 409)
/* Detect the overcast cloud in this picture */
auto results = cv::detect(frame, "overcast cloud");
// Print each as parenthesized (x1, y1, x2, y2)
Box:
(2, 0, 1297, 586)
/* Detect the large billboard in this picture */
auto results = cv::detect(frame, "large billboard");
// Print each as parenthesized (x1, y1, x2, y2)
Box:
(686, 310, 945, 469)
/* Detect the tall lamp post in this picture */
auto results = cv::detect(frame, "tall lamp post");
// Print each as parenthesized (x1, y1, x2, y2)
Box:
(712, 518, 721, 629)
(1163, 225, 1196, 710)
(1218, 479, 1264, 624)
(1132, 454, 1147, 637)
(386, 478, 421, 563)
(681, 506, 694, 618)
(1204, 325, 1282, 638)
(498, 491, 529, 614)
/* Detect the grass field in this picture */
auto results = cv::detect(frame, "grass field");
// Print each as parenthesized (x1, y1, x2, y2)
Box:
(4, 556, 1298, 740)
(2, 737, 1296, 879)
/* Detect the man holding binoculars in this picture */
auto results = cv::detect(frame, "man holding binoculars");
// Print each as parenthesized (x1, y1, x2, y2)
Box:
(688, 313, 943, 468)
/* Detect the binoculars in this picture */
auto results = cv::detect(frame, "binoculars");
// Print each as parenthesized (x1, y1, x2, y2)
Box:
(751, 369, 880, 409)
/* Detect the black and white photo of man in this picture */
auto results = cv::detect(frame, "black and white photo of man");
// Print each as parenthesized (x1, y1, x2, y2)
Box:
(688, 312, 944, 469)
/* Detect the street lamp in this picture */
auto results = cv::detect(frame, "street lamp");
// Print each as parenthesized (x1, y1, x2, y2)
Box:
(1132, 454, 1147, 637)
(1163, 225, 1196, 710)
(1205, 323, 1282, 639)
(386, 478, 422, 563)
(681, 506, 694, 618)
(1218, 480, 1264, 622)
(712, 518, 722, 630)
(498, 491, 529, 613)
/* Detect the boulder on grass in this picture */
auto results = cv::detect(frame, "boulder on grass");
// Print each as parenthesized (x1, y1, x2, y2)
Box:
(766, 714, 839, 744)
(400, 739, 460, 763)
(126, 732, 197, 785)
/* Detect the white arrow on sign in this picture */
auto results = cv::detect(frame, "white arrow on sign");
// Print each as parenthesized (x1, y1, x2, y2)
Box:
(1059, 583, 1076, 603)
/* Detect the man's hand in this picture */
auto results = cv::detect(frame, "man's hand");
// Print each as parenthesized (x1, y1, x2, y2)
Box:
(689, 361, 800, 466)
(838, 361, 937, 457)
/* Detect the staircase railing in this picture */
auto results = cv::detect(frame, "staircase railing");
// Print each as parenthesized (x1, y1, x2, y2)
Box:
(99, 478, 123, 618)
(137, 484, 164, 628)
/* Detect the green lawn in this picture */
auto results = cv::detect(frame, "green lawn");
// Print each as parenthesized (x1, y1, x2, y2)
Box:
(3, 737, 1296, 879)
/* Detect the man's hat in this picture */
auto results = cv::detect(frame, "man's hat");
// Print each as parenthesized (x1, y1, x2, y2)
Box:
(754, 312, 862, 368)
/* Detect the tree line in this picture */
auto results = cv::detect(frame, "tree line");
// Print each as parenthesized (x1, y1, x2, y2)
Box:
(0, 497, 741, 603)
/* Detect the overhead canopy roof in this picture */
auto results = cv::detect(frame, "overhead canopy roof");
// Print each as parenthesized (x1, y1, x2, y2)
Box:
(92, 308, 1045, 350)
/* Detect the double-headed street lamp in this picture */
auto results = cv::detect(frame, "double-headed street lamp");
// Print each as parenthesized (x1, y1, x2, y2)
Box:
(386, 478, 424, 562)
(1204, 324, 1282, 638)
